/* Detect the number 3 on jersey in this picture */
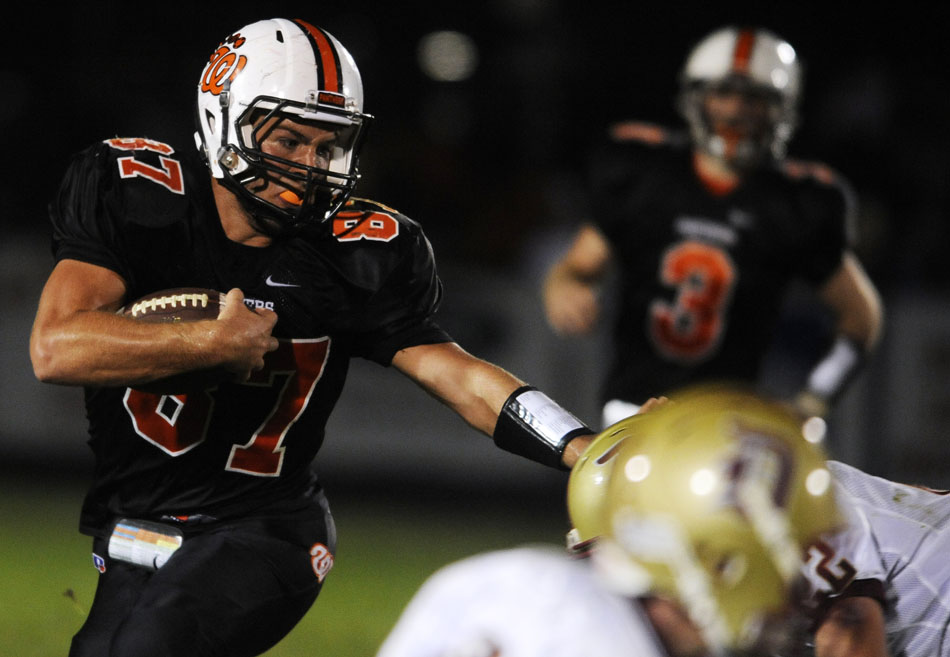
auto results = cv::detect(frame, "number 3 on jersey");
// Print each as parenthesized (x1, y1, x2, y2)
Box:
(649, 241, 736, 362)
(123, 338, 329, 476)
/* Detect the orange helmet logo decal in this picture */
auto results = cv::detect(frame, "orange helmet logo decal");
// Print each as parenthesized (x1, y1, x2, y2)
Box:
(200, 33, 248, 96)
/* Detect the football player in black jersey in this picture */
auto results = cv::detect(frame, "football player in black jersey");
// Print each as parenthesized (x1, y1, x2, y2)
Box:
(29, 18, 595, 657)
(543, 26, 884, 428)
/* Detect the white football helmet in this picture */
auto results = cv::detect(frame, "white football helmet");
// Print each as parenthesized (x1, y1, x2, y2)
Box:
(591, 384, 840, 656)
(677, 26, 801, 168)
(195, 18, 372, 232)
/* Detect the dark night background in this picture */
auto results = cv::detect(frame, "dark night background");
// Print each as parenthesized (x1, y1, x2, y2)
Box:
(3, 2, 950, 490)
(4, 7, 950, 653)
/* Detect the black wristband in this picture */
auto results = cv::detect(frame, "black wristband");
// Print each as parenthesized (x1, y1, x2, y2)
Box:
(492, 385, 592, 470)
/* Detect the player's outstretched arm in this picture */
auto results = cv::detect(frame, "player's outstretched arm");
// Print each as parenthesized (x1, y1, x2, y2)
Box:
(392, 341, 594, 468)
(30, 259, 278, 387)
(542, 223, 612, 336)
(813, 596, 889, 657)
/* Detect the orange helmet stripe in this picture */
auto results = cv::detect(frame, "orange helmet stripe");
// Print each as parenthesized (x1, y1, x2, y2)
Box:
(293, 19, 342, 93)
(732, 28, 756, 74)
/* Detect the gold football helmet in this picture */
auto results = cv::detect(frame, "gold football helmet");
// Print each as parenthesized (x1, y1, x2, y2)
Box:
(566, 414, 649, 556)
(590, 384, 840, 654)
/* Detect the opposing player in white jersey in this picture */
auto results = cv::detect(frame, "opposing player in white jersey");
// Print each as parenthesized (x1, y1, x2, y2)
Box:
(376, 545, 669, 657)
(377, 385, 841, 657)
(802, 459, 950, 657)
(568, 408, 950, 657)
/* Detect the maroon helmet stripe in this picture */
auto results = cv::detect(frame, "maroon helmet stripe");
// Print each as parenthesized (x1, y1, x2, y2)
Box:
(293, 19, 342, 93)
(732, 28, 756, 74)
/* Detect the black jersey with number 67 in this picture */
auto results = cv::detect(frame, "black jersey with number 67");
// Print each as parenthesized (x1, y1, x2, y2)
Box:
(587, 123, 854, 405)
(49, 137, 453, 537)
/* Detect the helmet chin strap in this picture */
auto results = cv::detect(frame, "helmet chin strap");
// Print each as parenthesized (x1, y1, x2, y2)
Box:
(216, 171, 304, 238)
(208, 104, 366, 230)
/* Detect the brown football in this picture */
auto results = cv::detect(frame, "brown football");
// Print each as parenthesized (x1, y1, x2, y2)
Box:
(120, 288, 229, 393)
(120, 287, 225, 322)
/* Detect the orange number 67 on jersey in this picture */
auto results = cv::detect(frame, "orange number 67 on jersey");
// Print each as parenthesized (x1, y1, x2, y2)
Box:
(123, 338, 330, 477)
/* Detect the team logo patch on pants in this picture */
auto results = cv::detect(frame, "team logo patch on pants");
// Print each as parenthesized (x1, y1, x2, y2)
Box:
(92, 552, 106, 573)
(310, 543, 334, 582)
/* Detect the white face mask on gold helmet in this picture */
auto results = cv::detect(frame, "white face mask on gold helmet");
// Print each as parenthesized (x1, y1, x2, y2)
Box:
(194, 18, 372, 233)
(677, 26, 801, 169)
(585, 384, 840, 656)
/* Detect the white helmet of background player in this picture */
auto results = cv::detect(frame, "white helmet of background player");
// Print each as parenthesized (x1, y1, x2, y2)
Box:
(591, 384, 840, 656)
(195, 18, 372, 232)
(677, 26, 801, 168)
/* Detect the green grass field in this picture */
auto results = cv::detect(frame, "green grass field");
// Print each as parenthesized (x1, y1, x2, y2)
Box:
(0, 471, 568, 657)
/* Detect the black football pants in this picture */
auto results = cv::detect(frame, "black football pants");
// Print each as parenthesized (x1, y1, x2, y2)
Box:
(69, 491, 336, 657)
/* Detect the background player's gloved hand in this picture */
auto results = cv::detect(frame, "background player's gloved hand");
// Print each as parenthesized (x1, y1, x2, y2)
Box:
(544, 277, 601, 336)
(791, 389, 830, 420)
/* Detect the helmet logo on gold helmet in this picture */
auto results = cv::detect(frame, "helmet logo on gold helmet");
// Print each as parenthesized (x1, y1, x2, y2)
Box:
(723, 427, 793, 510)
(201, 33, 248, 96)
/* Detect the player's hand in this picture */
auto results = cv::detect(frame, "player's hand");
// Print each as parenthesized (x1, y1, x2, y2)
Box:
(562, 433, 596, 469)
(636, 396, 670, 415)
(214, 288, 279, 381)
(544, 278, 600, 336)
(791, 390, 830, 421)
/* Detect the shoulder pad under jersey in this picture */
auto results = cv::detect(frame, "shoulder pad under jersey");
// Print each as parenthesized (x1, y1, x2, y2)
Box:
(775, 158, 857, 250)
(607, 121, 671, 145)
(586, 121, 688, 205)
(326, 197, 418, 245)
(97, 136, 200, 229)
(780, 158, 847, 189)
(318, 196, 440, 296)
(779, 158, 855, 220)
(50, 137, 204, 275)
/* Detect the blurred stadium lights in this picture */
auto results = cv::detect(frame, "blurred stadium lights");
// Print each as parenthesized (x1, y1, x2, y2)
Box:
(416, 30, 479, 82)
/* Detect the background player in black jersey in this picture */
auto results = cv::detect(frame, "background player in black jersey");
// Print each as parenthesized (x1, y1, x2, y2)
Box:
(543, 26, 884, 428)
(29, 18, 595, 657)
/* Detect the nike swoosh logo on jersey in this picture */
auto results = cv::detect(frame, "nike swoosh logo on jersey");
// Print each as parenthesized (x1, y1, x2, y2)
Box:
(728, 209, 756, 229)
(265, 275, 301, 288)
